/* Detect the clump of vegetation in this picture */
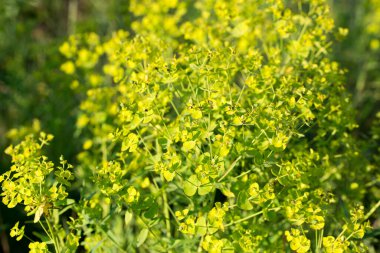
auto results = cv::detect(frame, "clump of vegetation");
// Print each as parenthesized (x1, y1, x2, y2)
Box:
(1, 0, 378, 252)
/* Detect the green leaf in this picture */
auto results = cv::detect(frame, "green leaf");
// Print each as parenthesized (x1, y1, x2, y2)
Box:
(138, 196, 155, 210)
(218, 185, 235, 198)
(183, 175, 200, 196)
(208, 226, 218, 235)
(136, 228, 149, 247)
(182, 140, 196, 152)
(124, 211, 133, 226)
(157, 137, 169, 151)
(198, 183, 213, 195)
(163, 170, 175, 181)
(195, 216, 207, 236)
(121, 133, 139, 152)
(144, 204, 158, 219)
(237, 191, 253, 210)
(31, 231, 52, 242)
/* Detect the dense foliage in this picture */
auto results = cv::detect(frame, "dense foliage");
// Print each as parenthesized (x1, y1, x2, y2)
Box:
(0, 0, 379, 252)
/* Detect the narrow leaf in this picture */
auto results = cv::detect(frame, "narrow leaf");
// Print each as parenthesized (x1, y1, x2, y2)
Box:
(136, 228, 149, 247)
(124, 211, 133, 226)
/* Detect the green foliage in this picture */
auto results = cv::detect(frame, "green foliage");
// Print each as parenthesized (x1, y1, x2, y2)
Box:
(1, 0, 379, 252)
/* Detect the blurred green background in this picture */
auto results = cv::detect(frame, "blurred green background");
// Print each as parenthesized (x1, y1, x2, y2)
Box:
(331, 0, 380, 130)
(0, 0, 379, 252)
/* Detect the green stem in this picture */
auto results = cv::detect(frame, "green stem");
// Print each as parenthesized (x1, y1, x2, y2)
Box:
(39, 220, 58, 253)
(315, 230, 321, 253)
(47, 218, 62, 252)
(197, 236, 204, 253)
(218, 156, 242, 182)
(319, 229, 324, 249)
(225, 210, 263, 227)
(364, 200, 380, 220)
(225, 206, 281, 227)
(101, 139, 108, 163)
(161, 176, 172, 248)
(336, 227, 347, 241)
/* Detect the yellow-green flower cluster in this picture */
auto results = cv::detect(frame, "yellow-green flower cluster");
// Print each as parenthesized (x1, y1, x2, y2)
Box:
(54, 0, 371, 251)
(28, 242, 48, 253)
(202, 235, 233, 253)
(1, 133, 73, 223)
(9, 222, 25, 241)
(285, 229, 311, 253)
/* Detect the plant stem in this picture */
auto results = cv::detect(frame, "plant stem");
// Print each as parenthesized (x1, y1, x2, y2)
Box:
(364, 200, 380, 220)
(161, 176, 172, 252)
(225, 210, 263, 227)
(197, 236, 204, 253)
(315, 230, 320, 253)
(225, 206, 281, 227)
(39, 220, 58, 253)
(218, 156, 241, 182)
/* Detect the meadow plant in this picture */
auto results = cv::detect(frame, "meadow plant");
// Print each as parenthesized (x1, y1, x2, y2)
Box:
(1, 0, 378, 252)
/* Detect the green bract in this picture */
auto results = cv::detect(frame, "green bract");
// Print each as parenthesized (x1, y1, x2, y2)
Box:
(1, 0, 378, 252)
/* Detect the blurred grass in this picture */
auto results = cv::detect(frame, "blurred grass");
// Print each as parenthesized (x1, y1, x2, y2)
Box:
(330, 0, 380, 130)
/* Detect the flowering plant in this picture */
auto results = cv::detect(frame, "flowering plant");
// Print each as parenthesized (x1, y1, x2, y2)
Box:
(2, 0, 378, 252)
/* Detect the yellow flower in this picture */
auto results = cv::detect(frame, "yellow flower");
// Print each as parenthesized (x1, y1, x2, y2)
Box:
(60, 61, 75, 75)
(125, 186, 140, 203)
(248, 183, 260, 197)
(29, 242, 48, 253)
(309, 215, 325, 230)
(59, 41, 76, 58)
